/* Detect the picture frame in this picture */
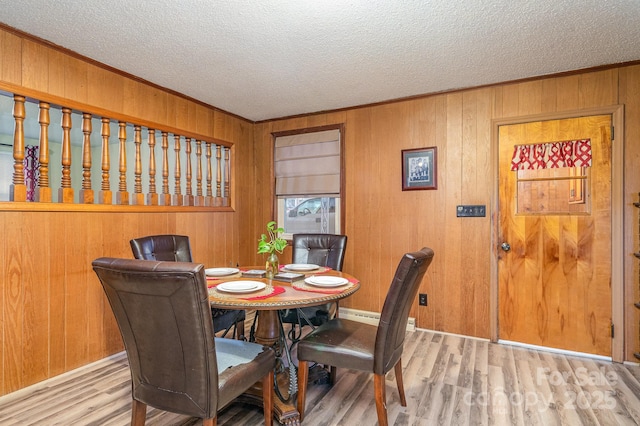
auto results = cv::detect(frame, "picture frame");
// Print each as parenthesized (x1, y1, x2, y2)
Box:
(402, 146, 437, 191)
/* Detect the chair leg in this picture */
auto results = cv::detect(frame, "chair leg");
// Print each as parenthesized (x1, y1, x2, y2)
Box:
(203, 418, 216, 426)
(373, 373, 388, 426)
(297, 360, 309, 421)
(131, 399, 147, 426)
(236, 319, 245, 340)
(329, 365, 337, 385)
(394, 358, 407, 406)
(262, 370, 274, 426)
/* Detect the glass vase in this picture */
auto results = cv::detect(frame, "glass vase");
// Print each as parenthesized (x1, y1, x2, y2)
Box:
(265, 252, 279, 279)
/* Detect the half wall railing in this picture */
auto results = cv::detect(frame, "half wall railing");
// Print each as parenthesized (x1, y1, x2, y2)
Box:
(1, 92, 231, 208)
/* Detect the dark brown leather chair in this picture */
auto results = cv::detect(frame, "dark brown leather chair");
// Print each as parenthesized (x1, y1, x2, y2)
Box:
(130, 234, 245, 339)
(280, 233, 347, 330)
(92, 257, 275, 426)
(296, 247, 434, 426)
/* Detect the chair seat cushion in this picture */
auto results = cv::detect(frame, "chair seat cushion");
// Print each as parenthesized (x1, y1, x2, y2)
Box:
(297, 318, 378, 372)
(216, 338, 275, 408)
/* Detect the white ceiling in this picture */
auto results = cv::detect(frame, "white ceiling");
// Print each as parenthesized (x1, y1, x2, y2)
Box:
(1, 0, 640, 122)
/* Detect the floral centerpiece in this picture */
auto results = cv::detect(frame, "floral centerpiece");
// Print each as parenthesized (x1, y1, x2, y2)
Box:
(258, 221, 287, 278)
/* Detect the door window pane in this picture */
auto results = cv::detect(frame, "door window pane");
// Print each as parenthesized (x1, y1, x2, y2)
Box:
(516, 166, 589, 214)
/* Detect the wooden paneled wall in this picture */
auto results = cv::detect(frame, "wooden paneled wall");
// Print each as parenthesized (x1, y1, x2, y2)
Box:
(254, 65, 640, 363)
(0, 210, 245, 394)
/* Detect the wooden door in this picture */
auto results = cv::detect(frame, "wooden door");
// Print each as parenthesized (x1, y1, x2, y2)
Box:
(498, 115, 612, 356)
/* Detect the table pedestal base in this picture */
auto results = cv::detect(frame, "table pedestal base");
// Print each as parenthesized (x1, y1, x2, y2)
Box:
(237, 364, 331, 425)
(255, 310, 301, 425)
(240, 310, 335, 424)
(238, 373, 299, 425)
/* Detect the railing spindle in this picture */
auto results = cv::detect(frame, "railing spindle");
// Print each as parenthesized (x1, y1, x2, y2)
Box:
(58, 107, 74, 203)
(223, 146, 230, 207)
(79, 113, 93, 203)
(99, 118, 112, 204)
(35, 101, 51, 202)
(205, 142, 213, 206)
(116, 121, 129, 205)
(215, 145, 222, 207)
(172, 134, 182, 206)
(10, 95, 27, 201)
(147, 129, 158, 206)
(160, 131, 171, 206)
(195, 140, 204, 206)
(184, 137, 193, 206)
(132, 125, 144, 205)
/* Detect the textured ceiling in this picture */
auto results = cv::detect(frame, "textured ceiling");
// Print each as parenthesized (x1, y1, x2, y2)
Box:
(1, 0, 640, 122)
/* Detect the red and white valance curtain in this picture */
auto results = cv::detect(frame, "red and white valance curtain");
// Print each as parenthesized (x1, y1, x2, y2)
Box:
(510, 139, 592, 171)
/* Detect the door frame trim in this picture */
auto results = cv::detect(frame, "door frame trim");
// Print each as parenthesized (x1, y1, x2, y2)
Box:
(490, 105, 624, 362)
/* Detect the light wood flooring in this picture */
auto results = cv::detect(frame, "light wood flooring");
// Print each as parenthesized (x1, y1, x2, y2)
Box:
(0, 329, 639, 425)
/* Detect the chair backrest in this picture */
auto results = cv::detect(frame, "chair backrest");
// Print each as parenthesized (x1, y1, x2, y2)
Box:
(130, 234, 192, 262)
(292, 234, 348, 271)
(374, 247, 434, 375)
(92, 257, 218, 418)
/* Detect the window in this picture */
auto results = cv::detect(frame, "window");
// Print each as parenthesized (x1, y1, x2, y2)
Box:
(274, 126, 342, 237)
(279, 196, 339, 235)
(516, 166, 590, 214)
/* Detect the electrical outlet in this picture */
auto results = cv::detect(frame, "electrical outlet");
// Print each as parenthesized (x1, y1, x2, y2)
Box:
(419, 293, 428, 306)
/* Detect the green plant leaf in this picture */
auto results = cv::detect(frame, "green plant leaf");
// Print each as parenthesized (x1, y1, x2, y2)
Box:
(257, 221, 288, 254)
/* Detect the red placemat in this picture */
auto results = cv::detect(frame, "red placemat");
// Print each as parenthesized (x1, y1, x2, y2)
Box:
(245, 286, 285, 300)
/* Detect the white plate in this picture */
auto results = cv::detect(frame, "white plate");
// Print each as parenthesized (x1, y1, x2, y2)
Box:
(304, 276, 349, 287)
(216, 281, 266, 293)
(205, 267, 240, 277)
(284, 263, 320, 271)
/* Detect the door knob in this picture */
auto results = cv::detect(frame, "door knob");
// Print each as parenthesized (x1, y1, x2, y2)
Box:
(501, 242, 511, 252)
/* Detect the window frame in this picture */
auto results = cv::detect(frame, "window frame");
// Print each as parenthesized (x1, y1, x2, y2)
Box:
(271, 124, 345, 239)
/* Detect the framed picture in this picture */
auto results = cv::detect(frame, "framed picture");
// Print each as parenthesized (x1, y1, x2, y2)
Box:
(402, 146, 437, 191)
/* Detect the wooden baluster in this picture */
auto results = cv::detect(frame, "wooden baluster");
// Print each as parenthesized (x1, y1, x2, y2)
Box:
(172, 135, 182, 206)
(183, 137, 194, 206)
(194, 139, 204, 206)
(147, 129, 158, 206)
(223, 146, 231, 207)
(160, 131, 171, 206)
(215, 144, 222, 207)
(58, 107, 74, 203)
(205, 141, 213, 206)
(10, 95, 27, 201)
(79, 113, 94, 203)
(116, 121, 129, 205)
(98, 118, 112, 204)
(35, 101, 51, 202)
(132, 125, 144, 205)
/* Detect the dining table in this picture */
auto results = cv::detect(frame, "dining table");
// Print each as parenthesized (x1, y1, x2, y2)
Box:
(206, 264, 360, 426)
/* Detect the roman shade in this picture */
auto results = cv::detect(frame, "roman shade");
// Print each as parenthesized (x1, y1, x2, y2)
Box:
(275, 129, 340, 196)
